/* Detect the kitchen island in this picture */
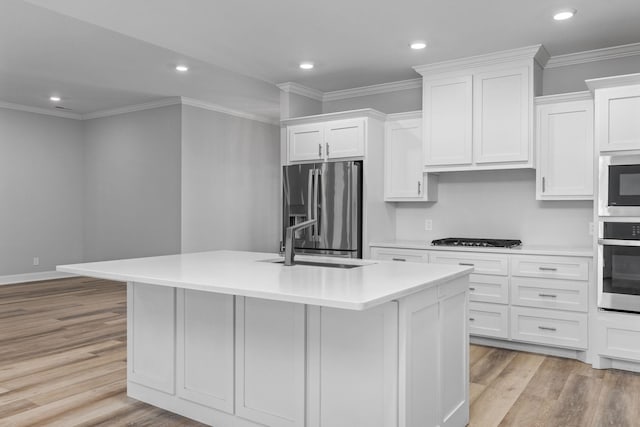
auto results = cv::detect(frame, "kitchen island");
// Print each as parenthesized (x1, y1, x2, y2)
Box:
(58, 250, 472, 427)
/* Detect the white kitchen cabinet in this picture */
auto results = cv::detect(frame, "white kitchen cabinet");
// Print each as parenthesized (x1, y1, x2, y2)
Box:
(384, 114, 438, 201)
(511, 306, 588, 350)
(423, 76, 473, 167)
(468, 301, 509, 339)
(414, 45, 546, 172)
(473, 67, 530, 164)
(286, 117, 365, 163)
(370, 246, 430, 263)
(587, 74, 640, 152)
(536, 93, 594, 200)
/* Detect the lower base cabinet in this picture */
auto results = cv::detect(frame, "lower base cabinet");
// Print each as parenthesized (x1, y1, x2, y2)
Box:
(127, 279, 469, 427)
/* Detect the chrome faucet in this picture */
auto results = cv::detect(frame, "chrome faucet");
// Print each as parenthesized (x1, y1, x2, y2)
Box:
(284, 219, 317, 266)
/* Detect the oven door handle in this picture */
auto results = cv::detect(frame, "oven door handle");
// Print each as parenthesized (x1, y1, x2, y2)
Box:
(598, 238, 640, 247)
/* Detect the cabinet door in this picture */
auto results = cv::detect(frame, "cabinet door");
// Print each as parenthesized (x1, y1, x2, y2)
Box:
(370, 247, 430, 263)
(473, 67, 530, 164)
(288, 123, 324, 162)
(596, 85, 640, 152)
(537, 100, 594, 200)
(385, 118, 437, 201)
(423, 76, 473, 167)
(325, 119, 365, 159)
(176, 289, 234, 413)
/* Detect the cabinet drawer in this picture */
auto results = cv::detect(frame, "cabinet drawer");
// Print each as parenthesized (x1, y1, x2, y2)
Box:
(511, 256, 589, 281)
(511, 277, 588, 312)
(431, 252, 508, 275)
(469, 274, 509, 304)
(510, 307, 587, 349)
(596, 313, 640, 361)
(468, 302, 509, 339)
(370, 247, 429, 263)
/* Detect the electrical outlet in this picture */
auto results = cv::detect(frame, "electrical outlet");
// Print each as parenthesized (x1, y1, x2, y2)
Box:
(588, 222, 594, 236)
(33, 257, 39, 266)
(424, 219, 433, 231)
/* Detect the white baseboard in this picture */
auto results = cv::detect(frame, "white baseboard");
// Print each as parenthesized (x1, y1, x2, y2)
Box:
(0, 270, 78, 285)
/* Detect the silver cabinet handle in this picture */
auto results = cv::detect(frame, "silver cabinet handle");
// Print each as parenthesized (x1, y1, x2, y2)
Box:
(392, 257, 406, 262)
(326, 142, 330, 157)
(318, 143, 322, 158)
(469, 287, 476, 291)
(469, 318, 475, 321)
(538, 293, 557, 298)
(542, 177, 546, 193)
(459, 262, 475, 266)
(417, 181, 421, 195)
(538, 326, 557, 332)
(539, 267, 557, 271)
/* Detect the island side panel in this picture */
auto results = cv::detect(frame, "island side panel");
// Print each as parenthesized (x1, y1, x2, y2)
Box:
(235, 296, 306, 427)
(306, 302, 399, 427)
(398, 276, 470, 427)
(127, 282, 176, 394)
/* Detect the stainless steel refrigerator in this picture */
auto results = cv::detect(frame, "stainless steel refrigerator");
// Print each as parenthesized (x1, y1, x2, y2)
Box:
(282, 161, 362, 258)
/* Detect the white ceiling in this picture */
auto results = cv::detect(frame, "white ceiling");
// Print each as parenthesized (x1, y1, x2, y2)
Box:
(3, 0, 640, 120)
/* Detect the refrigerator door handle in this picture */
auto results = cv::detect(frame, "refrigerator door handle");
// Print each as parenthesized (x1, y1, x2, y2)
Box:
(307, 169, 314, 224)
(314, 169, 320, 240)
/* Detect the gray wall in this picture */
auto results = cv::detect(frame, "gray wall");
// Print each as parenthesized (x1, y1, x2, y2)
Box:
(83, 105, 182, 262)
(0, 108, 84, 275)
(394, 170, 593, 247)
(280, 91, 323, 119)
(181, 105, 280, 253)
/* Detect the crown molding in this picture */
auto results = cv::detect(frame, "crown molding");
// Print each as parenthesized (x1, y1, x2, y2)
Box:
(535, 91, 592, 105)
(586, 73, 640, 92)
(82, 97, 182, 120)
(0, 101, 82, 120)
(181, 97, 278, 125)
(414, 45, 547, 76)
(386, 110, 422, 121)
(546, 42, 640, 69)
(276, 82, 323, 101)
(281, 108, 387, 126)
(323, 79, 422, 102)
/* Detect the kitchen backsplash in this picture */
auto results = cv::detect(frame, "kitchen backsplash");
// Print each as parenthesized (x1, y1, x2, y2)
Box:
(395, 169, 593, 247)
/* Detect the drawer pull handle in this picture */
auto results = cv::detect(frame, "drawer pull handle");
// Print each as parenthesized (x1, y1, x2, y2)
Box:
(459, 262, 475, 266)
(538, 293, 558, 298)
(538, 326, 557, 332)
(392, 257, 407, 262)
(469, 318, 475, 321)
(538, 267, 558, 271)
(469, 287, 476, 291)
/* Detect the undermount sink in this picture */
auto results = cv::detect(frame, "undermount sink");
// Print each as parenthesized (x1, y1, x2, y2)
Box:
(260, 258, 370, 269)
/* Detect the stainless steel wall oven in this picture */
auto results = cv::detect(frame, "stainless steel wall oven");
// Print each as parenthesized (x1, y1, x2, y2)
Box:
(599, 154, 640, 216)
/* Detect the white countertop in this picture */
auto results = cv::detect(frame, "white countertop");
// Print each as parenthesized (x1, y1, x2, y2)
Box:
(370, 241, 594, 257)
(57, 250, 472, 311)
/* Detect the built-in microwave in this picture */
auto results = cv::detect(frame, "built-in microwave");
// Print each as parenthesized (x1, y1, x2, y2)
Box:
(599, 154, 640, 216)
(598, 221, 640, 312)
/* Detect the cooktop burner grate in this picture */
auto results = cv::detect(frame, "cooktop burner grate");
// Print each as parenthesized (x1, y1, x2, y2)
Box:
(431, 238, 522, 248)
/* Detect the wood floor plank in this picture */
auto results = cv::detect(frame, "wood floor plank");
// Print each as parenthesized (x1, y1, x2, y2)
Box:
(590, 369, 640, 427)
(545, 373, 603, 427)
(469, 347, 517, 385)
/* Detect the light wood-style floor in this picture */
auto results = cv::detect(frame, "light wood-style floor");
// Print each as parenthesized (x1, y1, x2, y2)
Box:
(1, 277, 639, 426)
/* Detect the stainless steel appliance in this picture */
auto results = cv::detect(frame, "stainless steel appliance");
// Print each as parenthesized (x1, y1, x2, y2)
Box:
(431, 238, 522, 248)
(599, 154, 640, 216)
(282, 161, 362, 258)
(598, 221, 640, 312)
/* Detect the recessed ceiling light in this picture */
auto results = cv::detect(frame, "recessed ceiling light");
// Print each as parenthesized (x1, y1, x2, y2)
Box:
(553, 9, 576, 20)
(175, 65, 189, 72)
(410, 41, 427, 50)
(50, 96, 61, 102)
(299, 62, 314, 70)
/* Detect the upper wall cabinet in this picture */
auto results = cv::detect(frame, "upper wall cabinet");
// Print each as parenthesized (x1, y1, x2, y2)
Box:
(283, 111, 386, 163)
(587, 74, 640, 153)
(414, 45, 548, 172)
(535, 92, 594, 200)
(384, 112, 438, 202)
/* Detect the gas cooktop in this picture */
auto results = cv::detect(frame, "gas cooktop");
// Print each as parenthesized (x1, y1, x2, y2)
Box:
(431, 238, 522, 248)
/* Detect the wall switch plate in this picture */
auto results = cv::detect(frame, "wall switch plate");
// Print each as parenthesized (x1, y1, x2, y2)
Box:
(33, 257, 39, 266)
(588, 222, 594, 236)
(425, 219, 433, 231)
